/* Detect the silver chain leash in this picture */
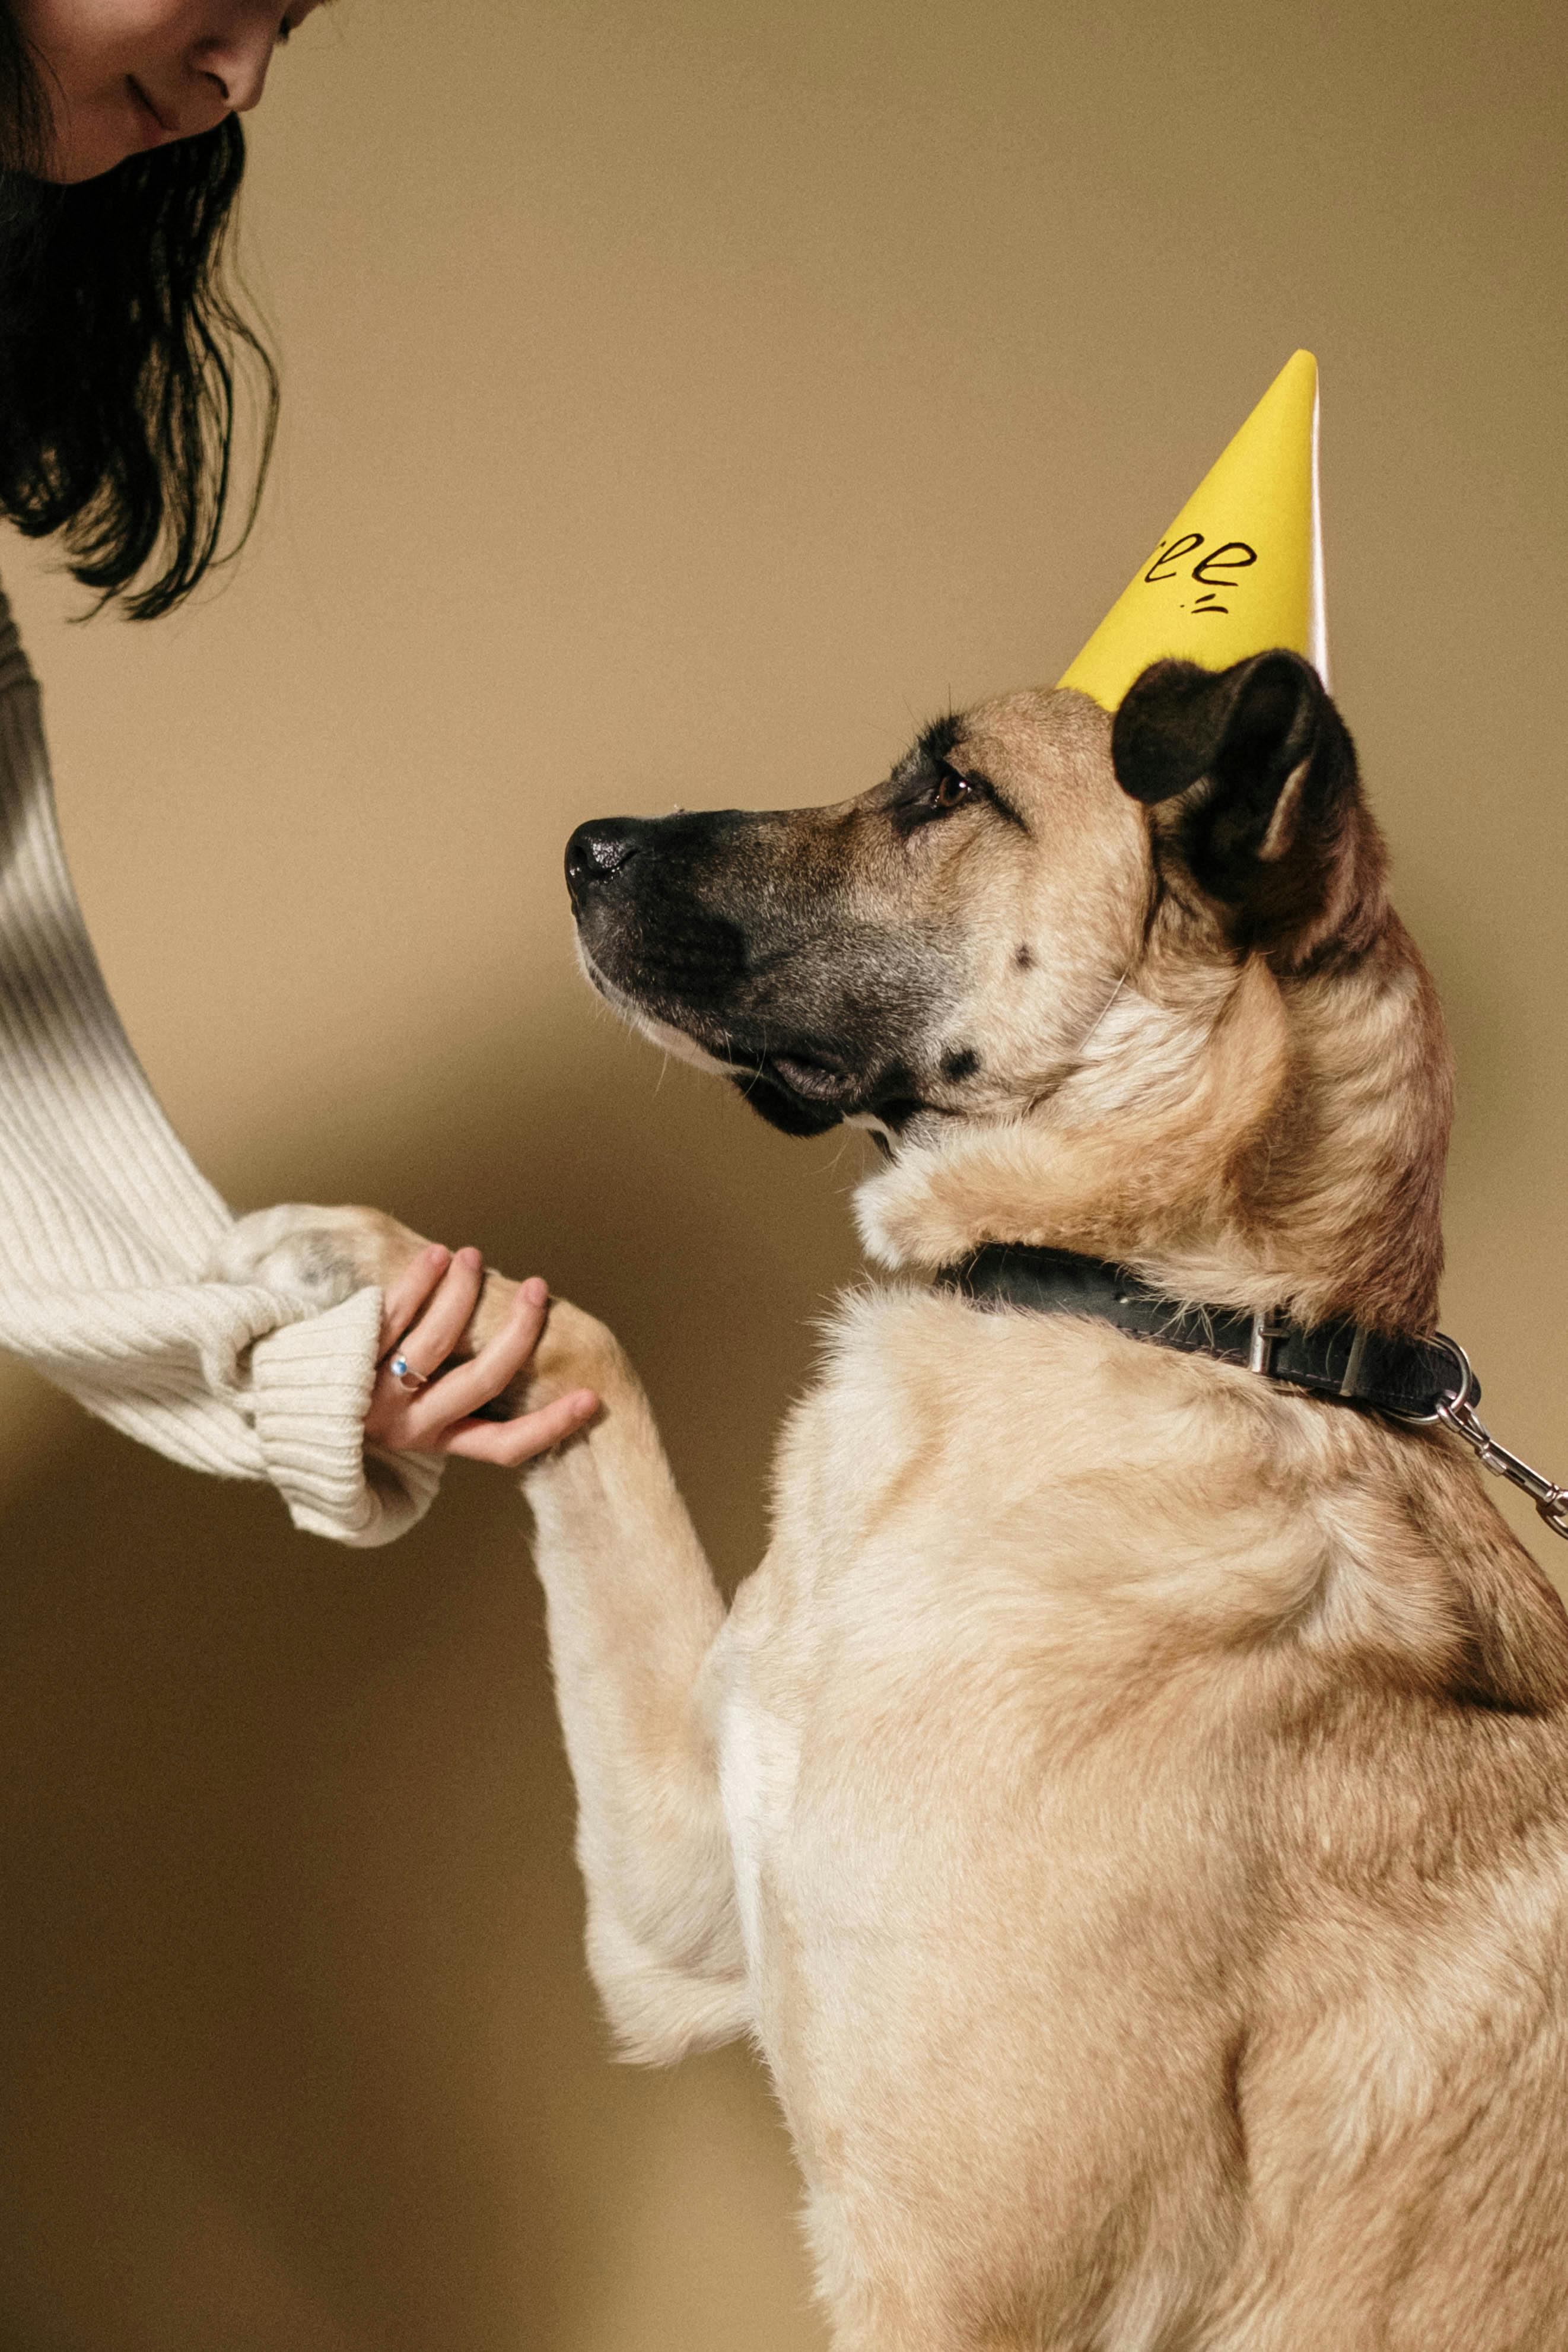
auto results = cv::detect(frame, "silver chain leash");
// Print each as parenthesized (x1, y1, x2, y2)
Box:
(1413, 1337, 1568, 1540)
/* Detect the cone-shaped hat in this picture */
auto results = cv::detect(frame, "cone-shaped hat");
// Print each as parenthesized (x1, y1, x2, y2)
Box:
(1058, 350, 1328, 710)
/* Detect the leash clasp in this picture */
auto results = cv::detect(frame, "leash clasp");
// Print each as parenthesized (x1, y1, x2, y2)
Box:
(1417, 1337, 1568, 1541)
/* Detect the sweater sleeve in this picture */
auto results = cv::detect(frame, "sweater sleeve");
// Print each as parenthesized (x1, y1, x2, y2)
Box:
(0, 589, 441, 1546)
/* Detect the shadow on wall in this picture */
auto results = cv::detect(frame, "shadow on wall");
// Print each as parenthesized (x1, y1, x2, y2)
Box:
(0, 999, 858, 2352)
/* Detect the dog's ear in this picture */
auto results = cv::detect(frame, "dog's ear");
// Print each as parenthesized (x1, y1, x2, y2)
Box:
(1111, 651, 1383, 965)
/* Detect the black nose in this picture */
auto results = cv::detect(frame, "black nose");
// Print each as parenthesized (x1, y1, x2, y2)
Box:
(565, 818, 643, 898)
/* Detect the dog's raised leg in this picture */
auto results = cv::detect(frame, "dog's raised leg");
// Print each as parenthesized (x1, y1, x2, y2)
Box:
(517, 1302, 752, 2062)
(217, 1203, 750, 2063)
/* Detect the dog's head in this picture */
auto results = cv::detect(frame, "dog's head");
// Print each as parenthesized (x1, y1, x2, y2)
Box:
(568, 650, 1453, 1323)
(568, 651, 1382, 1143)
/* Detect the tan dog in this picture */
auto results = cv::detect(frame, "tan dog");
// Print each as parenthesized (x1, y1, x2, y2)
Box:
(234, 651, 1568, 2350)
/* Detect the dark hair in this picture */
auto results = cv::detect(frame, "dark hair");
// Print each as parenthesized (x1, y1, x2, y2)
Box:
(0, 9, 278, 619)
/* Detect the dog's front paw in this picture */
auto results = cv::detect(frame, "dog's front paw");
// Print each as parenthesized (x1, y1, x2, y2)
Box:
(209, 1203, 423, 1308)
(519, 1296, 626, 1412)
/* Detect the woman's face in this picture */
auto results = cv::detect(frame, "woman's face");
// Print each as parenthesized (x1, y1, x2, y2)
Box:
(14, 0, 322, 181)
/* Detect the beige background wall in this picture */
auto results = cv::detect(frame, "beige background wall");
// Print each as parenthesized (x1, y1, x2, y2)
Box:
(1, 1, 1563, 2343)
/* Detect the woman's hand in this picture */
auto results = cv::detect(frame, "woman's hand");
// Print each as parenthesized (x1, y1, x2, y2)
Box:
(364, 1243, 599, 1468)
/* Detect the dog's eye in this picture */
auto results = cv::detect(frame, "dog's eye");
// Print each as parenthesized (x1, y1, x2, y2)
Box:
(932, 765, 978, 811)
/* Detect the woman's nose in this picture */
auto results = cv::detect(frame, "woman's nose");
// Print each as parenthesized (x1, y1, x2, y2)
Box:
(190, 24, 278, 116)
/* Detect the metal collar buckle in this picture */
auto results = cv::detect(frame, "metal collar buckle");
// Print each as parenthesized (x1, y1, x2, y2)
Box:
(1391, 1336, 1568, 1541)
(1248, 1308, 1290, 1377)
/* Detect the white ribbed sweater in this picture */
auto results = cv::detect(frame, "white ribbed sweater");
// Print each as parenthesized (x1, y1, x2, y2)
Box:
(0, 587, 440, 1544)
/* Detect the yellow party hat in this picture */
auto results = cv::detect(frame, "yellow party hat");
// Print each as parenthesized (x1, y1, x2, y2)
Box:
(1058, 349, 1329, 709)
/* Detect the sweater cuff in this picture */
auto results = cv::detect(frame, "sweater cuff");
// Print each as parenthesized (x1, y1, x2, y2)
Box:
(248, 1286, 444, 1547)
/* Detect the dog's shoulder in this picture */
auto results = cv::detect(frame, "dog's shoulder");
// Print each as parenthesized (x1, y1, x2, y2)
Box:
(768, 1280, 1338, 1667)
(769, 1279, 1568, 1730)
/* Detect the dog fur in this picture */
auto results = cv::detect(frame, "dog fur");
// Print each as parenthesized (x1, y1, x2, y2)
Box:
(231, 651, 1568, 2350)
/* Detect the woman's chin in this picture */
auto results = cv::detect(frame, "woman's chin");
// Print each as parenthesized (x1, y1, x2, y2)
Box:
(37, 109, 164, 185)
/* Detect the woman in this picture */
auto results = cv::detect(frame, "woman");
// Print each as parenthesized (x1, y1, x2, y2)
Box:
(0, 0, 597, 1542)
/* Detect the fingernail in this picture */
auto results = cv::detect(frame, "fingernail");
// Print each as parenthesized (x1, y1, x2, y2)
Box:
(427, 1244, 451, 1266)
(458, 1245, 482, 1269)
(522, 1276, 548, 1307)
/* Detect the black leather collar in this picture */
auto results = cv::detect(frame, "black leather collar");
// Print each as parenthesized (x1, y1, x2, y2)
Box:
(936, 1244, 1471, 1422)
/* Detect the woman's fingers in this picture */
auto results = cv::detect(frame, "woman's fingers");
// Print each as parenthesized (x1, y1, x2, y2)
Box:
(389, 1244, 486, 1379)
(365, 1263, 594, 1465)
(376, 1242, 452, 1355)
(365, 1247, 483, 1448)
(440, 1387, 600, 1467)
(400, 1273, 549, 1432)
